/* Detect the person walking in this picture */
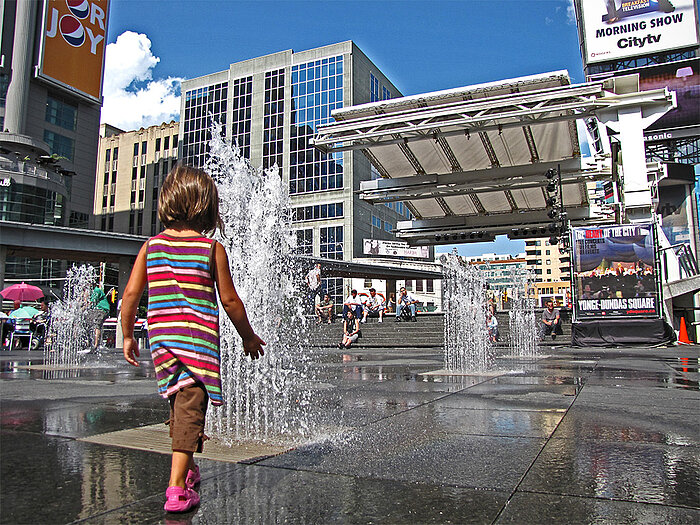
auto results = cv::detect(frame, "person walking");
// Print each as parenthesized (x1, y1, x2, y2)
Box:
(121, 166, 265, 514)
(305, 263, 322, 312)
(87, 285, 111, 352)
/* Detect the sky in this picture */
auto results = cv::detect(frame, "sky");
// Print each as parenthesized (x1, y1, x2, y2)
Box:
(102, 0, 583, 257)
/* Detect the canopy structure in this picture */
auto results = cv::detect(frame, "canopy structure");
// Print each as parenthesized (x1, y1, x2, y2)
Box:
(313, 71, 675, 245)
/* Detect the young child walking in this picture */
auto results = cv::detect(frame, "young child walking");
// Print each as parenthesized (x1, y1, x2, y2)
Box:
(121, 166, 265, 513)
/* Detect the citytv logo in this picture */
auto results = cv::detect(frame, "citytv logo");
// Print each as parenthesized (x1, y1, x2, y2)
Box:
(45, 0, 106, 54)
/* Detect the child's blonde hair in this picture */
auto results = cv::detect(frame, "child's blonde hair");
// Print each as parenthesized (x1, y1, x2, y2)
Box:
(158, 165, 222, 234)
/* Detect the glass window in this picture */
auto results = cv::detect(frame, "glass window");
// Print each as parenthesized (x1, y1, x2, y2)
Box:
(155, 138, 161, 151)
(320, 226, 343, 260)
(0, 73, 9, 108)
(295, 229, 313, 255)
(370, 73, 380, 102)
(263, 69, 285, 170)
(182, 83, 226, 166)
(164, 136, 170, 151)
(45, 94, 77, 131)
(43, 130, 74, 160)
(292, 202, 343, 222)
(290, 56, 343, 195)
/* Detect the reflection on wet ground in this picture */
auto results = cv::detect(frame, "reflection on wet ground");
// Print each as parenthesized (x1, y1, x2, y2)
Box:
(1, 345, 699, 523)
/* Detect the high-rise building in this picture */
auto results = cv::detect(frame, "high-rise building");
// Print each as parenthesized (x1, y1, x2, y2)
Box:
(525, 238, 571, 306)
(1, 0, 109, 227)
(1, 0, 109, 287)
(180, 42, 421, 303)
(94, 122, 179, 236)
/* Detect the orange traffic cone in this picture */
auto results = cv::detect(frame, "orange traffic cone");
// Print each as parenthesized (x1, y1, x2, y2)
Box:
(678, 317, 693, 345)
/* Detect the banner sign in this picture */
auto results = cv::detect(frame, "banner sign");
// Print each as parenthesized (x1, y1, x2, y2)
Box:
(363, 239, 430, 259)
(579, 0, 699, 64)
(37, 0, 110, 102)
(572, 224, 660, 319)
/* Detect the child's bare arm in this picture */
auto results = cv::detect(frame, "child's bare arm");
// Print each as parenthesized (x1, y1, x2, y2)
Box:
(121, 242, 148, 367)
(213, 242, 266, 359)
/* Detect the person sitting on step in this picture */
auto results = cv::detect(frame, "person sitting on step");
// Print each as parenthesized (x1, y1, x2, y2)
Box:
(395, 287, 418, 322)
(361, 288, 385, 323)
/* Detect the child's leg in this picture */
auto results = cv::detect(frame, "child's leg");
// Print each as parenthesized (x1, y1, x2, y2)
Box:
(170, 450, 193, 488)
(169, 385, 208, 488)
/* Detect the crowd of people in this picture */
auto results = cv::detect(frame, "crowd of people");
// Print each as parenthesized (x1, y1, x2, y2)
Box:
(0, 299, 49, 350)
(578, 262, 656, 300)
(304, 266, 424, 350)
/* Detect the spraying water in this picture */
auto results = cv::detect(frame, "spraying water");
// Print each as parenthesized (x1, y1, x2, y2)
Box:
(441, 252, 493, 372)
(508, 268, 538, 358)
(45, 264, 97, 369)
(204, 125, 314, 444)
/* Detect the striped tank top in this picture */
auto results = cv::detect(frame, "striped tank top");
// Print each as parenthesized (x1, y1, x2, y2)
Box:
(146, 233, 223, 405)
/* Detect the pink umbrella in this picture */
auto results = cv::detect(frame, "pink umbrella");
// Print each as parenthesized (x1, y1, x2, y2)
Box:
(0, 282, 45, 302)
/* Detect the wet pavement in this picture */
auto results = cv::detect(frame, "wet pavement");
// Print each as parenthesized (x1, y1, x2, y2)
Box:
(1, 343, 698, 524)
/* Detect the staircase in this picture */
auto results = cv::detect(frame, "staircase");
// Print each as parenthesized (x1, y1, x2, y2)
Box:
(307, 311, 571, 349)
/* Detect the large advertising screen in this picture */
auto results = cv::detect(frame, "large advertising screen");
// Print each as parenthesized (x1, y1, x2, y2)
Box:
(572, 224, 660, 319)
(37, 0, 110, 102)
(579, 0, 699, 64)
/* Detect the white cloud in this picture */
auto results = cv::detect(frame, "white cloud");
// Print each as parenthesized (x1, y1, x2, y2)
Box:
(566, 0, 576, 25)
(100, 31, 183, 131)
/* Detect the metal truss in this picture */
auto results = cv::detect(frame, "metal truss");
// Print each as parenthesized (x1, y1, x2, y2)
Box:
(358, 159, 608, 205)
(313, 83, 608, 153)
(391, 207, 606, 246)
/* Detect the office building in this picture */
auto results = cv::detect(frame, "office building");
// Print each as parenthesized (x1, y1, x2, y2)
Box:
(94, 121, 179, 236)
(180, 42, 423, 304)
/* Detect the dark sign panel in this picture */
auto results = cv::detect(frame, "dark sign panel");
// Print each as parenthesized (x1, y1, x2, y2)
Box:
(572, 224, 660, 319)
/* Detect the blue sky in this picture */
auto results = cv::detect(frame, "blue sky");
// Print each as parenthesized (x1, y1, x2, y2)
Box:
(104, 0, 583, 256)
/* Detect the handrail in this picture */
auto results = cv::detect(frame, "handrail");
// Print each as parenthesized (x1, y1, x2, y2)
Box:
(0, 159, 66, 185)
(660, 243, 699, 279)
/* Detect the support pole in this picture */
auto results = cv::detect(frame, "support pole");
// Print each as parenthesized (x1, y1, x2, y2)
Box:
(617, 107, 652, 223)
(5, 0, 37, 134)
(116, 256, 133, 348)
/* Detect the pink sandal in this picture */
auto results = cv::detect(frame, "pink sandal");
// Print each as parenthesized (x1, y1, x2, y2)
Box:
(186, 465, 201, 489)
(164, 486, 200, 513)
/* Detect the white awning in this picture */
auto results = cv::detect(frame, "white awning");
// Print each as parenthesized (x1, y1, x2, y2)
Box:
(313, 71, 674, 244)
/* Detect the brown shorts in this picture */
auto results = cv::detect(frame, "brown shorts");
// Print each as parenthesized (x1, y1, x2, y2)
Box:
(168, 384, 209, 453)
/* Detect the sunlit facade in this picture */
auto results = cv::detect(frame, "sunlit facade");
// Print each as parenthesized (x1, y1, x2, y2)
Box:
(180, 42, 412, 306)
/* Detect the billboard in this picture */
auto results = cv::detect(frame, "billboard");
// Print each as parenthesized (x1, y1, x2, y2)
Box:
(363, 239, 430, 259)
(572, 224, 660, 319)
(37, 0, 110, 102)
(579, 0, 699, 64)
